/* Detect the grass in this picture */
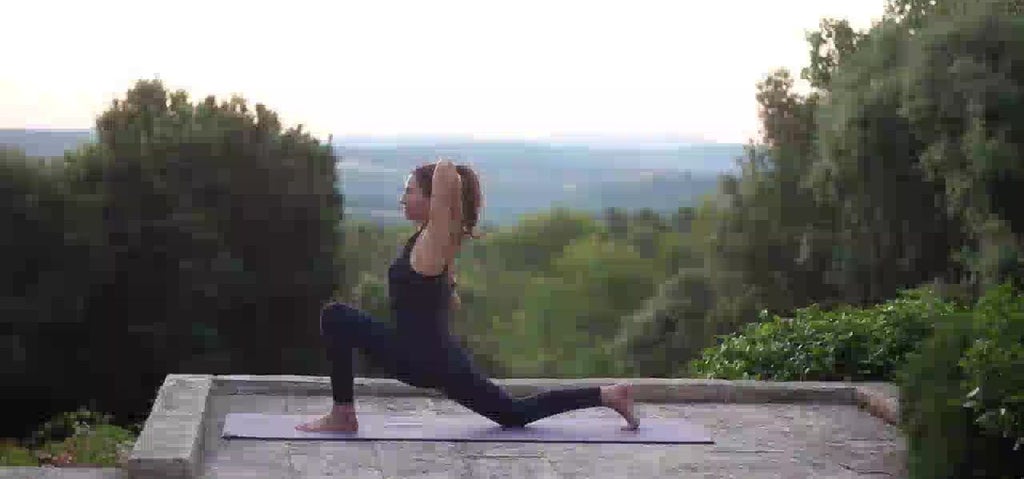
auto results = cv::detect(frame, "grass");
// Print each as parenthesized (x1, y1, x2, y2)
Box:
(0, 409, 141, 468)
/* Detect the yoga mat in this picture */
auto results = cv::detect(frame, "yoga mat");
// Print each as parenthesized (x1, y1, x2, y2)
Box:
(222, 413, 714, 444)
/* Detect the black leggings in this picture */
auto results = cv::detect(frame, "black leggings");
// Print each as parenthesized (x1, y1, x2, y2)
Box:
(319, 302, 603, 428)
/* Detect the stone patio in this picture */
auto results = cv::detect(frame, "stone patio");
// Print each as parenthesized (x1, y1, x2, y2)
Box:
(117, 375, 906, 479)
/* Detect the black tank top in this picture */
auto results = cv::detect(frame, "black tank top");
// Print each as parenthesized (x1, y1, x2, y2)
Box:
(388, 228, 452, 335)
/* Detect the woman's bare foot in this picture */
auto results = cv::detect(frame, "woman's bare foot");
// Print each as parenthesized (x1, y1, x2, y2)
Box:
(295, 404, 359, 433)
(601, 383, 639, 431)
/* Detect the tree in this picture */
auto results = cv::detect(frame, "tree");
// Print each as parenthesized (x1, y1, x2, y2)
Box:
(62, 79, 343, 418)
(884, 0, 1024, 30)
(1, 147, 100, 437)
(612, 268, 714, 376)
(483, 208, 601, 272)
(801, 18, 867, 91)
(810, 19, 968, 304)
(901, 8, 1024, 289)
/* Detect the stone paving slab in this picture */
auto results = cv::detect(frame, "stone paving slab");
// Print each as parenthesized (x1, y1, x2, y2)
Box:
(199, 394, 906, 479)
(0, 468, 123, 479)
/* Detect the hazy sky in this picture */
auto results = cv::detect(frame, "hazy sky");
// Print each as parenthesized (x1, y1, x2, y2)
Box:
(2, 0, 884, 144)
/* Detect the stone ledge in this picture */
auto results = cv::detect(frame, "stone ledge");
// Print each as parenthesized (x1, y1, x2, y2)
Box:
(123, 375, 212, 479)
(213, 375, 861, 404)
(0, 467, 123, 478)
(212, 375, 900, 425)
(119, 374, 900, 479)
(853, 382, 901, 426)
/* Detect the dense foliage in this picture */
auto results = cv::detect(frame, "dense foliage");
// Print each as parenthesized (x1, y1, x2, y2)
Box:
(958, 283, 1024, 454)
(0, 409, 137, 467)
(688, 286, 965, 381)
(2, 80, 343, 439)
(898, 282, 1024, 478)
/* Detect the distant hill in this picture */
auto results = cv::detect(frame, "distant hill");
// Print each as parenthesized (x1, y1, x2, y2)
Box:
(331, 139, 742, 174)
(2, 129, 740, 226)
(333, 141, 740, 226)
(0, 129, 94, 157)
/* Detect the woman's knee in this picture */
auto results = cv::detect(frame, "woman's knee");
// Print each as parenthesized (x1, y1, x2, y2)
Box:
(319, 301, 357, 336)
(457, 392, 527, 427)
(495, 407, 528, 428)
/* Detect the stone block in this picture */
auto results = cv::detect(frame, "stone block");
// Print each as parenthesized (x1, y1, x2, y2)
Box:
(853, 384, 901, 425)
(124, 375, 213, 479)
(287, 442, 382, 478)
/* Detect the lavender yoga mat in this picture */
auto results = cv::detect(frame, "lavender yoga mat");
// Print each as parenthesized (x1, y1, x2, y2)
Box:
(221, 413, 714, 444)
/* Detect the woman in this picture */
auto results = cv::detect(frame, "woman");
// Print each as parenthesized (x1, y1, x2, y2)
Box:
(297, 158, 639, 433)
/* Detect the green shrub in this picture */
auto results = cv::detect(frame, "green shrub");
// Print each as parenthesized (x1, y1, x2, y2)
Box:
(959, 282, 1024, 451)
(25, 408, 138, 467)
(898, 282, 1024, 479)
(898, 311, 985, 478)
(36, 423, 136, 467)
(688, 286, 961, 381)
(0, 442, 37, 466)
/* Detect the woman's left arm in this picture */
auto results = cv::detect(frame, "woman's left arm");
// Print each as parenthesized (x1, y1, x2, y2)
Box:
(412, 160, 462, 277)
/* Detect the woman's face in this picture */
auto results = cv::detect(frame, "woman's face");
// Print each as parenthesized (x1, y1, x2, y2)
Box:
(399, 174, 430, 223)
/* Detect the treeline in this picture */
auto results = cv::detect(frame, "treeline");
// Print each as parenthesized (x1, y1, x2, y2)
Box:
(396, 0, 1023, 382)
(616, 0, 1022, 379)
(2, 82, 344, 438)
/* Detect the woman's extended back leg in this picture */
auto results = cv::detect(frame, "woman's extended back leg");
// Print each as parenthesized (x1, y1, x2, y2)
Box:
(433, 342, 603, 428)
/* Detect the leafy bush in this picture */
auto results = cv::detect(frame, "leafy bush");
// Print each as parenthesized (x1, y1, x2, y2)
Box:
(898, 282, 1024, 479)
(688, 286, 962, 381)
(898, 310, 987, 478)
(0, 441, 36, 466)
(35, 423, 136, 467)
(959, 282, 1024, 451)
(22, 408, 138, 467)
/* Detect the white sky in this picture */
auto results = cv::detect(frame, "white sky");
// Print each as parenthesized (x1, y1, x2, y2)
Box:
(1, 0, 884, 144)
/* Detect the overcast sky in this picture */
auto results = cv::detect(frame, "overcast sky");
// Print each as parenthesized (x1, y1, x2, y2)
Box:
(2, 0, 884, 144)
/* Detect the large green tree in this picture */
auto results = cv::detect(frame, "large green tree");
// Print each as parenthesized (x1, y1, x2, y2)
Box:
(4, 79, 346, 426)
(901, 4, 1024, 288)
(1, 146, 101, 437)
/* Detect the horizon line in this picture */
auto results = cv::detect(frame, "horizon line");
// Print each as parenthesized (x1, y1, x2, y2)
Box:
(2, 127, 749, 146)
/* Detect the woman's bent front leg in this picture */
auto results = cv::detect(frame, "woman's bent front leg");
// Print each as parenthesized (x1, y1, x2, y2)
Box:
(319, 302, 431, 404)
(297, 302, 431, 433)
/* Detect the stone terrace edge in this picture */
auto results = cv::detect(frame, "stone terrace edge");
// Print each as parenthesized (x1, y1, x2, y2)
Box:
(121, 374, 900, 479)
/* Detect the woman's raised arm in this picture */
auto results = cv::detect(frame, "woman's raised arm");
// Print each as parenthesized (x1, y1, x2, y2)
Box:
(410, 159, 462, 277)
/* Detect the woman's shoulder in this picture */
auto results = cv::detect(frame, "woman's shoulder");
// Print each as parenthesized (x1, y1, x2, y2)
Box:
(408, 226, 458, 280)
(403, 227, 424, 249)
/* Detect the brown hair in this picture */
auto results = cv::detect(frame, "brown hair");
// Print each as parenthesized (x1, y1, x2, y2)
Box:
(412, 162, 484, 242)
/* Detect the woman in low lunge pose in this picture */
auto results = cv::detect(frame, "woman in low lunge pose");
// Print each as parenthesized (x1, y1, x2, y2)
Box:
(297, 158, 639, 433)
